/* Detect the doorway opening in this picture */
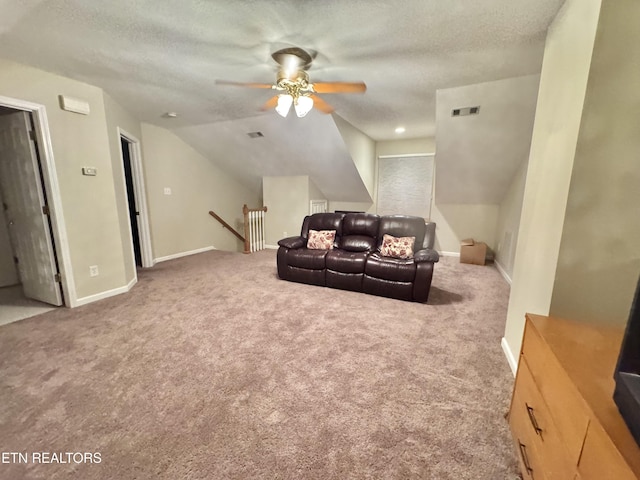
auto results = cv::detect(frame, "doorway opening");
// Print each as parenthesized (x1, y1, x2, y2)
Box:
(121, 136, 142, 267)
(117, 129, 152, 269)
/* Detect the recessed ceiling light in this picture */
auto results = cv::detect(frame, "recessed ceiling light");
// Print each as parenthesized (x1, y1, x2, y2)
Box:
(163, 112, 178, 118)
(395, 126, 405, 134)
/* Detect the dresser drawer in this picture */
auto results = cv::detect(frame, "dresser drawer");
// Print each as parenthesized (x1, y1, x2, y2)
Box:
(521, 320, 590, 464)
(512, 356, 576, 479)
(509, 388, 548, 480)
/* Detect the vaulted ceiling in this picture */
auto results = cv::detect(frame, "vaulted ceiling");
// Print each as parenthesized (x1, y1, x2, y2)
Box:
(0, 0, 565, 203)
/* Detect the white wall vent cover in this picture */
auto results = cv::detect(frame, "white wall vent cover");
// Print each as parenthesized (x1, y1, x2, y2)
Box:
(58, 95, 90, 115)
(452, 106, 480, 117)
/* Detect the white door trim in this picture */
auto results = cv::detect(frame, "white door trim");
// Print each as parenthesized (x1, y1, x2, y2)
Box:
(117, 127, 153, 268)
(0, 95, 76, 307)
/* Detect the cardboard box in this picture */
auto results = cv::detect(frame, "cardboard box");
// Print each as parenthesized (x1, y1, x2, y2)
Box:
(460, 238, 487, 265)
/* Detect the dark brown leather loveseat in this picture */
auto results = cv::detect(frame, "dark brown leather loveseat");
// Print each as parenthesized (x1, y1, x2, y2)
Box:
(277, 212, 439, 302)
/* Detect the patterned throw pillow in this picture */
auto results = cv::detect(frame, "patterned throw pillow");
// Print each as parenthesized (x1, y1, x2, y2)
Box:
(380, 234, 415, 259)
(307, 229, 336, 250)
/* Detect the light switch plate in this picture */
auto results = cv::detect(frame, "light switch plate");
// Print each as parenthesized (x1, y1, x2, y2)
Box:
(164, 187, 172, 195)
(82, 167, 97, 176)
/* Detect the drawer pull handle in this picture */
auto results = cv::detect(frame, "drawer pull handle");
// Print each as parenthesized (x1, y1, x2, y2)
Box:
(526, 403, 543, 436)
(518, 441, 534, 477)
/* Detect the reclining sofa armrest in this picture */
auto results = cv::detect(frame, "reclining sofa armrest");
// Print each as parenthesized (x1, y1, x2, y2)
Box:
(278, 236, 306, 249)
(414, 248, 440, 263)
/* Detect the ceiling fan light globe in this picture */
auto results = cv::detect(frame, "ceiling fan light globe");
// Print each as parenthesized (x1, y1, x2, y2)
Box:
(294, 95, 314, 118)
(275, 94, 293, 117)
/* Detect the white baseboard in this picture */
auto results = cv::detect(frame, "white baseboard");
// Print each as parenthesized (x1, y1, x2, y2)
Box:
(502, 336, 518, 376)
(154, 246, 216, 263)
(75, 276, 138, 307)
(495, 260, 512, 285)
(264, 244, 278, 250)
(438, 251, 460, 257)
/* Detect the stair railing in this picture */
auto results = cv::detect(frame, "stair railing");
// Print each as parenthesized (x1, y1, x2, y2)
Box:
(208, 205, 268, 254)
(208, 210, 245, 243)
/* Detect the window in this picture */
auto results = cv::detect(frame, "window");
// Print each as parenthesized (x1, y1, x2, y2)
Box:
(376, 154, 434, 218)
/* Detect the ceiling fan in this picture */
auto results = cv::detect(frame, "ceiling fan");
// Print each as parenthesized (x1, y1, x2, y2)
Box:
(216, 47, 366, 118)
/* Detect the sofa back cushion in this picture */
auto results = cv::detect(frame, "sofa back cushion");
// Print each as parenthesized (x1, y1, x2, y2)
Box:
(340, 213, 379, 252)
(377, 215, 426, 252)
(301, 213, 345, 239)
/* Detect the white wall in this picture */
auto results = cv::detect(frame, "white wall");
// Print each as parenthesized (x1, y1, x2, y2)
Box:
(495, 160, 528, 281)
(0, 59, 128, 301)
(332, 114, 376, 199)
(308, 178, 326, 210)
(549, 0, 640, 324)
(103, 92, 144, 282)
(263, 176, 309, 245)
(431, 204, 500, 253)
(434, 75, 539, 205)
(141, 123, 259, 258)
(328, 201, 374, 214)
(376, 138, 436, 157)
(503, 0, 603, 362)
(375, 138, 500, 253)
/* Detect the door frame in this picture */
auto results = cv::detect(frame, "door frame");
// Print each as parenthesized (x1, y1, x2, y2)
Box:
(117, 128, 153, 268)
(0, 95, 75, 306)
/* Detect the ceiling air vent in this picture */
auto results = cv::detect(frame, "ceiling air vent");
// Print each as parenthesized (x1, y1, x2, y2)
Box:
(452, 106, 480, 117)
(247, 131, 264, 138)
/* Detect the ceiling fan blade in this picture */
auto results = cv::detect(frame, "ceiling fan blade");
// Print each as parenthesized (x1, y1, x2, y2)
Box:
(310, 95, 335, 114)
(215, 80, 274, 89)
(312, 82, 367, 94)
(261, 95, 279, 111)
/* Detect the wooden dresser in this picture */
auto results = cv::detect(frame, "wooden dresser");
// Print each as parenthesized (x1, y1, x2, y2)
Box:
(509, 314, 640, 480)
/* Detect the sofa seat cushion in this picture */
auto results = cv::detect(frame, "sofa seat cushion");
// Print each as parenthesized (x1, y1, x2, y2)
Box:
(365, 253, 416, 282)
(326, 270, 363, 292)
(326, 249, 368, 273)
(363, 275, 414, 301)
(287, 249, 328, 270)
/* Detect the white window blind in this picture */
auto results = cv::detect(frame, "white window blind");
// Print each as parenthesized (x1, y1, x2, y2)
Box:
(377, 154, 434, 218)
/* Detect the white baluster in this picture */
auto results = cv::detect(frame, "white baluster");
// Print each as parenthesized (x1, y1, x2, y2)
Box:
(251, 212, 256, 253)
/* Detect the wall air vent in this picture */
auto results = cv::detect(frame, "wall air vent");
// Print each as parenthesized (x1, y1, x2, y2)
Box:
(247, 131, 264, 138)
(452, 106, 480, 117)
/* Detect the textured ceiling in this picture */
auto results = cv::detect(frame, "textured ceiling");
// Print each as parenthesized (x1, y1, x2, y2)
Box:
(0, 0, 564, 141)
(0, 1, 565, 206)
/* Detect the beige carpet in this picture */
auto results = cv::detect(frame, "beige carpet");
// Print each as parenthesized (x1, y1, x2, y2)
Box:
(0, 285, 57, 327)
(0, 250, 519, 479)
